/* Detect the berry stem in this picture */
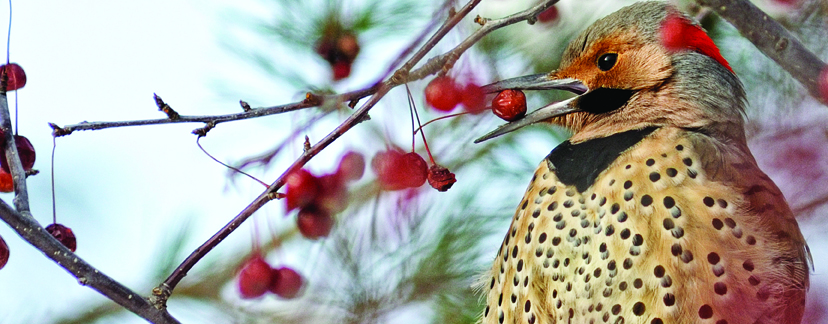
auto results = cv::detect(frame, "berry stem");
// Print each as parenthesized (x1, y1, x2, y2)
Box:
(5, 0, 10, 66)
(6, 0, 14, 135)
(413, 112, 469, 135)
(51, 136, 56, 224)
(407, 86, 416, 152)
(405, 85, 435, 165)
(196, 137, 269, 188)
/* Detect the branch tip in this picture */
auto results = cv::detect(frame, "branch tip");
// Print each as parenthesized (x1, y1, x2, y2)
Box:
(154, 94, 180, 120)
(192, 122, 216, 138)
(303, 92, 323, 106)
(303, 135, 311, 153)
(49, 122, 73, 137)
(240, 100, 252, 112)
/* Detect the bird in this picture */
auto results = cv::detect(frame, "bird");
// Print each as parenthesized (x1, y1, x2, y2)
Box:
(475, 2, 811, 324)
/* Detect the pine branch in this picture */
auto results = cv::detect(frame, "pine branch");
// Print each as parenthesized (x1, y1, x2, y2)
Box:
(154, 0, 562, 307)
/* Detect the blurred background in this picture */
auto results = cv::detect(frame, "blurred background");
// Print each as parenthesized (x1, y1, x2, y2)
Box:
(0, 0, 826, 323)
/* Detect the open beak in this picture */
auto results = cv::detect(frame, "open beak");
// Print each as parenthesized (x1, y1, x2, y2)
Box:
(475, 74, 588, 143)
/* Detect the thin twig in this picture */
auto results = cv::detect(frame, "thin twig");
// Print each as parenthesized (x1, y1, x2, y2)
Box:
(49, 86, 378, 136)
(230, 111, 330, 174)
(0, 199, 180, 324)
(196, 137, 268, 188)
(157, 0, 555, 303)
(0, 94, 179, 322)
(695, 0, 828, 105)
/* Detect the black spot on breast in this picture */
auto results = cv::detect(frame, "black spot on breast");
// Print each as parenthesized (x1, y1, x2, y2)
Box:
(633, 302, 646, 316)
(663, 293, 675, 306)
(698, 305, 713, 319)
(545, 127, 658, 192)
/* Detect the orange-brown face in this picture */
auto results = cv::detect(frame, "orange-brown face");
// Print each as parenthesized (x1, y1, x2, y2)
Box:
(543, 27, 686, 143)
(553, 28, 672, 94)
(475, 4, 745, 145)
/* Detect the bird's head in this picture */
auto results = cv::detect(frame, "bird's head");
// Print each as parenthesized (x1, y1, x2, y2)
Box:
(476, 1, 747, 144)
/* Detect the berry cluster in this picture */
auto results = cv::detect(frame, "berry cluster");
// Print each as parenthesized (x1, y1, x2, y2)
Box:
(237, 255, 303, 299)
(424, 76, 486, 113)
(0, 63, 32, 270)
(315, 25, 360, 81)
(0, 63, 32, 193)
(286, 151, 365, 239)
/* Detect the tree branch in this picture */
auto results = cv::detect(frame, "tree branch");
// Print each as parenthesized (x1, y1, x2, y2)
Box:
(154, 0, 561, 306)
(48, 85, 379, 136)
(0, 91, 30, 212)
(696, 0, 828, 105)
(0, 90, 180, 323)
(0, 199, 180, 323)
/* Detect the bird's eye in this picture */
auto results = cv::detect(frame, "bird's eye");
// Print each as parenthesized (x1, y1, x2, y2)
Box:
(597, 53, 618, 71)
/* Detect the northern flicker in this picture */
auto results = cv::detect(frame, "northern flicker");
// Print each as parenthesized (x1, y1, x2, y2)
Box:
(476, 2, 811, 323)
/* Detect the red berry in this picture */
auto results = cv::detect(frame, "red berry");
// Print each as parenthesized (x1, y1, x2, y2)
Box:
(0, 63, 26, 91)
(0, 135, 35, 173)
(427, 164, 457, 192)
(425, 76, 461, 112)
(332, 61, 352, 81)
(46, 223, 76, 252)
(0, 235, 8, 270)
(313, 173, 349, 215)
(269, 267, 303, 298)
(285, 169, 319, 211)
(336, 33, 360, 62)
(371, 150, 428, 191)
(237, 255, 272, 299)
(0, 170, 12, 193)
(492, 90, 527, 121)
(297, 206, 334, 239)
(336, 151, 365, 182)
(538, 6, 559, 24)
(460, 83, 487, 113)
(819, 67, 828, 104)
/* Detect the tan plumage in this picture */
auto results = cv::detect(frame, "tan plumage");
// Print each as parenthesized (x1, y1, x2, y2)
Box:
(479, 2, 809, 324)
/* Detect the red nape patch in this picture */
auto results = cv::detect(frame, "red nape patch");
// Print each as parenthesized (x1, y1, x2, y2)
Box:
(660, 12, 733, 73)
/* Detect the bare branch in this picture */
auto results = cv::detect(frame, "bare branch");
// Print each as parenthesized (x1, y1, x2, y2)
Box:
(696, 0, 828, 105)
(157, 0, 562, 304)
(0, 182, 179, 323)
(49, 85, 379, 136)
(0, 92, 30, 212)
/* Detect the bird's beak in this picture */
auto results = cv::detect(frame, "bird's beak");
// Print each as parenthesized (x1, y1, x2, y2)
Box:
(475, 74, 588, 143)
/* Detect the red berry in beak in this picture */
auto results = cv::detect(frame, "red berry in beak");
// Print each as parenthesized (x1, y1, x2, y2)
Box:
(492, 89, 527, 121)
